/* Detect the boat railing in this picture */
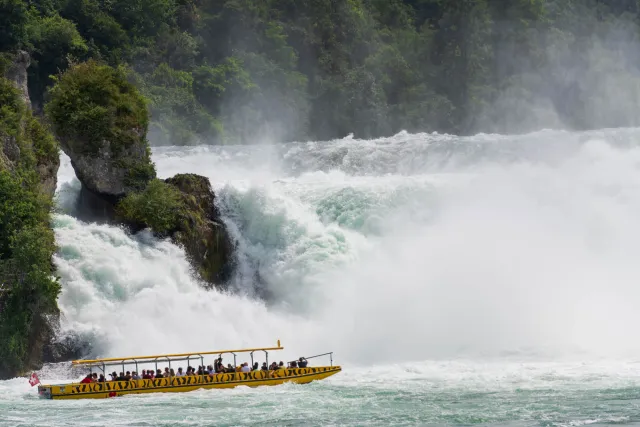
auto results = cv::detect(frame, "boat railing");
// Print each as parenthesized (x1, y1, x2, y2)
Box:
(72, 341, 287, 376)
(289, 352, 334, 367)
(65, 341, 337, 384)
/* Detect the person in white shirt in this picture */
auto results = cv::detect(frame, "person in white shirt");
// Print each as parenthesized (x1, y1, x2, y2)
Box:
(240, 362, 251, 372)
(176, 367, 185, 377)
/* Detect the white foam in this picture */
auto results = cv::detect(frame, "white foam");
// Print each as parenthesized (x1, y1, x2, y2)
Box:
(51, 128, 640, 367)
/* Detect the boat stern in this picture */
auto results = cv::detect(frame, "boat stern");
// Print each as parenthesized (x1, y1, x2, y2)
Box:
(37, 385, 52, 399)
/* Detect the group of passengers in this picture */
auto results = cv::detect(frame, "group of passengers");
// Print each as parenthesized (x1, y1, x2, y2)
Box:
(79, 357, 309, 383)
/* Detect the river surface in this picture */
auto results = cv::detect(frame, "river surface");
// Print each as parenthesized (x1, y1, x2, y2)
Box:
(4, 129, 640, 426)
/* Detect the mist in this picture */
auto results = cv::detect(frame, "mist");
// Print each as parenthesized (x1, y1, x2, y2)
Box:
(125, 128, 640, 365)
(477, 4, 640, 134)
(132, 1, 640, 146)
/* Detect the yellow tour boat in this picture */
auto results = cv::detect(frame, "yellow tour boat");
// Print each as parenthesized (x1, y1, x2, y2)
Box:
(37, 341, 341, 400)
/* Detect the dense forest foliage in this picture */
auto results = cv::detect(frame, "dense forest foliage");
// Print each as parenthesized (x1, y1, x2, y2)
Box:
(2, 0, 640, 143)
(0, 72, 59, 378)
(1, 0, 639, 378)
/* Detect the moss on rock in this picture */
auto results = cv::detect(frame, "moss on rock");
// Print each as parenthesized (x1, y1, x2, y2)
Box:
(117, 173, 234, 287)
(166, 174, 234, 286)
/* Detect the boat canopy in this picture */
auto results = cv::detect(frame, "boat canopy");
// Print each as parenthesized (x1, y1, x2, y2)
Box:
(73, 341, 285, 373)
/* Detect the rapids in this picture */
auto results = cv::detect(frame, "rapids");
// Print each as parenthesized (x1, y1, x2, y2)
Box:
(5, 128, 640, 426)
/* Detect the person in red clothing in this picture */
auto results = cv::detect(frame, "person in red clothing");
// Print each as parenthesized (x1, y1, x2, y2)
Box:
(80, 374, 93, 383)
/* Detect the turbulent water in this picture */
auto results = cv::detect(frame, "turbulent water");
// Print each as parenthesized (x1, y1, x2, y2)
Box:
(4, 128, 640, 425)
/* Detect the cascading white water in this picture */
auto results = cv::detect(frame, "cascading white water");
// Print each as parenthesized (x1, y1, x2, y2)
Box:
(53, 128, 640, 368)
(7, 128, 640, 426)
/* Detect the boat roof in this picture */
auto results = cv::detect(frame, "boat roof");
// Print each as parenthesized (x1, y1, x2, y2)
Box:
(72, 341, 284, 368)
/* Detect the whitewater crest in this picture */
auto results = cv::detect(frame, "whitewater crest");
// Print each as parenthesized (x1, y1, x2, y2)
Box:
(52, 127, 640, 366)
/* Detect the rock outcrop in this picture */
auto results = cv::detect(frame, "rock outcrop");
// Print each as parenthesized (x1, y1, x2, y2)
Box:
(1, 51, 30, 174)
(46, 61, 155, 202)
(4, 50, 30, 107)
(1, 51, 60, 198)
(46, 61, 234, 287)
(63, 138, 154, 202)
(0, 52, 61, 379)
(165, 174, 234, 285)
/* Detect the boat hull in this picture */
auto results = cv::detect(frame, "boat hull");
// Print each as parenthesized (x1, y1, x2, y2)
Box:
(38, 366, 341, 400)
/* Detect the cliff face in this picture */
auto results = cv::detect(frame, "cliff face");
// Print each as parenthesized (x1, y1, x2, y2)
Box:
(0, 52, 28, 174)
(0, 51, 61, 380)
(1, 51, 59, 198)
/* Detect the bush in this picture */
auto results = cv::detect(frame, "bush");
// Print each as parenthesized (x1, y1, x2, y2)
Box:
(45, 60, 149, 156)
(116, 179, 184, 234)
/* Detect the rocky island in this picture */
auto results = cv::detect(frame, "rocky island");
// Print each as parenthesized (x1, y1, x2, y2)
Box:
(46, 60, 234, 288)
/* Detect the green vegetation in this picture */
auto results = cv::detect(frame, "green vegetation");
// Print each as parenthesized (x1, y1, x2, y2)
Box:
(45, 60, 149, 156)
(117, 173, 232, 285)
(116, 178, 184, 234)
(0, 76, 59, 378)
(2, 0, 640, 144)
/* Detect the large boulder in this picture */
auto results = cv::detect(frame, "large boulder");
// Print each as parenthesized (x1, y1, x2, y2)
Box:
(166, 174, 234, 285)
(116, 174, 234, 287)
(45, 60, 155, 202)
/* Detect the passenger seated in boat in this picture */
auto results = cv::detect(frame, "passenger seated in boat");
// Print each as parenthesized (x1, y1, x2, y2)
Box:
(197, 366, 203, 375)
(252, 362, 259, 371)
(142, 370, 151, 379)
(207, 365, 215, 375)
(164, 368, 170, 377)
(261, 362, 268, 371)
(116, 372, 127, 381)
(278, 361, 285, 369)
(289, 360, 298, 368)
(132, 371, 140, 380)
(92, 373, 98, 381)
(125, 371, 132, 380)
(80, 374, 93, 383)
(241, 362, 251, 372)
(176, 367, 184, 377)
(98, 374, 106, 383)
(169, 368, 175, 377)
(155, 369, 164, 378)
(109, 371, 117, 381)
(298, 357, 308, 368)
